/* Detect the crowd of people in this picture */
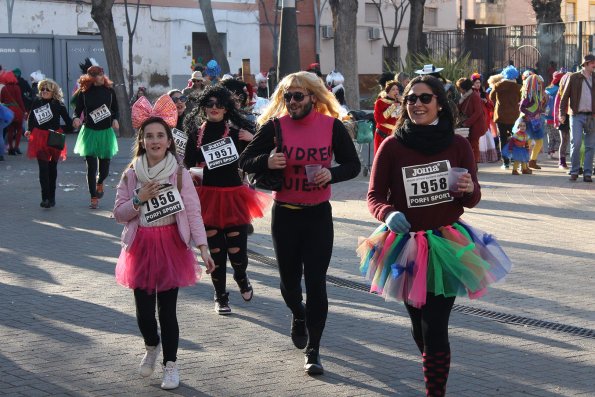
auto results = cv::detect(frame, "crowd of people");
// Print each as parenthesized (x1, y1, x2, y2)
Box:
(3, 53, 593, 395)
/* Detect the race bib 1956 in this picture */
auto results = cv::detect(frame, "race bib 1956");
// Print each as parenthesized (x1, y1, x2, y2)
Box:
(139, 184, 185, 223)
(89, 104, 111, 124)
(200, 137, 239, 170)
(172, 128, 188, 157)
(33, 104, 53, 125)
(402, 160, 453, 208)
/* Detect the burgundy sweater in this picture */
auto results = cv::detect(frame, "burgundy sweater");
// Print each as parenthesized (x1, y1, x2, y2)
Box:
(368, 134, 481, 231)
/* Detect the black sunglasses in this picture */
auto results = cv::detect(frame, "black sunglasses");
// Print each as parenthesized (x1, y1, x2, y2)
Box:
(404, 93, 437, 105)
(205, 100, 225, 109)
(172, 95, 187, 103)
(39, 88, 51, 92)
(283, 91, 311, 102)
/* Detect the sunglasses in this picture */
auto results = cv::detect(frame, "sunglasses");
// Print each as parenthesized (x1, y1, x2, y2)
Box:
(283, 91, 311, 102)
(404, 93, 437, 105)
(205, 100, 225, 109)
(172, 96, 188, 103)
(192, 79, 204, 84)
(39, 88, 51, 92)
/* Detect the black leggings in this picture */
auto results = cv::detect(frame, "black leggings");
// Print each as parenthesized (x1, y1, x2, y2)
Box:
(272, 201, 333, 350)
(206, 224, 249, 297)
(38, 159, 58, 201)
(496, 122, 513, 166)
(85, 156, 110, 198)
(134, 288, 179, 365)
(405, 293, 455, 354)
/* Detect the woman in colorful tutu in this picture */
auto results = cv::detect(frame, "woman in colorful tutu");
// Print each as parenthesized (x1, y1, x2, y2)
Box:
(520, 74, 548, 170)
(72, 65, 119, 209)
(114, 95, 215, 390)
(24, 79, 72, 208)
(358, 75, 511, 396)
(183, 84, 271, 315)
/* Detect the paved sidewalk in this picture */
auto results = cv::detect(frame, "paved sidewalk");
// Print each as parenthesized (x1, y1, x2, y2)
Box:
(0, 136, 593, 396)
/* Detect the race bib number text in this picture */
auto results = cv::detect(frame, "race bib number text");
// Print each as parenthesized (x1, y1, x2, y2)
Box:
(172, 128, 188, 157)
(89, 104, 111, 124)
(402, 160, 453, 208)
(200, 137, 239, 169)
(140, 185, 185, 223)
(33, 104, 53, 125)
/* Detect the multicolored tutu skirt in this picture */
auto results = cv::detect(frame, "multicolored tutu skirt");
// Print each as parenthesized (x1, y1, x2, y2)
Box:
(73, 125, 118, 159)
(115, 224, 202, 293)
(197, 184, 272, 229)
(504, 145, 530, 163)
(26, 127, 67, 162)
(357, 220, 511, 308)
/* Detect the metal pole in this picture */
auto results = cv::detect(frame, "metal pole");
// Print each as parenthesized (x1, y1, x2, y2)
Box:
(277, 0, 301, 80)
(577, 21, 583, 71)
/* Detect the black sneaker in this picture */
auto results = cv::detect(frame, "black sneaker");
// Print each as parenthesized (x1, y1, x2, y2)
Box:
(234, 276, 253, 301)
(214, 292, 232, 315)
(304, 348, 324, 375)
(49, 199, 56, 207)
(291, 316, 307, 349)
(40, 199, 50, 208)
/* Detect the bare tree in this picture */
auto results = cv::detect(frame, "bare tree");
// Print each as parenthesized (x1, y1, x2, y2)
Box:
(407, 0, 426, 60)
(329, 0, 360, 109)
(198, 0, 231, 74)
(90, 0, 134, 137)
(531, 0, 563, 74)
(258, 0, 281, 71)
(371, 0, 410, 71)
(5, 0, 15, 33)
(124, 0, 141, 100)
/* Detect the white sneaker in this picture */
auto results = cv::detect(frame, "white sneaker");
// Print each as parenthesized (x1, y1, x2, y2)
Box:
(161, 361, 180, 390)
(139, 343, 161, 377)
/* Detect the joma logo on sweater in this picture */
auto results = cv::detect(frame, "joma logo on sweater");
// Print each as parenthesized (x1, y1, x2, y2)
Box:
(411, 164, 440, 177)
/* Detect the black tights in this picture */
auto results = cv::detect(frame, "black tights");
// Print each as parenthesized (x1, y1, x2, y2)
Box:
(206, 224, 249, 297)
(134, 288, 179, 365)
(405, 293, 455, 354)
(272, 201, 333, 350)
(85, 156, 110, 198)
(38, 159, 58, 201)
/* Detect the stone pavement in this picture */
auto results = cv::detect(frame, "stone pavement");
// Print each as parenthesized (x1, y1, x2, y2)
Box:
(0, 135, 594, 396)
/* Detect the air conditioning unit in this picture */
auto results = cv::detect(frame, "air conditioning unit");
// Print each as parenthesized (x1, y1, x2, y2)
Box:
(368, 27, 381, 40)
(321, 25, 334, 39)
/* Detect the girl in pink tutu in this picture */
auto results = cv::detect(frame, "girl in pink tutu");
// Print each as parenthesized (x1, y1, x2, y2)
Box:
(113, 94, 215, 390)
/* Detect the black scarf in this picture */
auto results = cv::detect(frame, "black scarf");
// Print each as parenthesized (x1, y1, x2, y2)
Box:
(395, 118, 454, 155)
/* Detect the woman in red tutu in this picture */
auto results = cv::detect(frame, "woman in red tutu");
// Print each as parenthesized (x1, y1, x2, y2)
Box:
(24, 79, 72, 208)
(183, 84, 271, 315)
(114, 94, 215, 390)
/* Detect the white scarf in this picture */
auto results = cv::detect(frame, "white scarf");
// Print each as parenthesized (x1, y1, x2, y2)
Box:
(134, 152, 178, 183)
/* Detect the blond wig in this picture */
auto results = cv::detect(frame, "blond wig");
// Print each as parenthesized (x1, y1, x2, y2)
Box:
(257, 71, 342, 125)
(37, 79, 64, 102)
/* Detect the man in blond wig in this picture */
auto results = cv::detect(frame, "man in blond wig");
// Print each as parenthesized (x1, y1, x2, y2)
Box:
(239, 71, 360, 375)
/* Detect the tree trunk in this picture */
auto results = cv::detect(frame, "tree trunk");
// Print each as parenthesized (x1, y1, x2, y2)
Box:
(329, 0, 360, 109)
(91, 0, 134, 137)
(125, 0, 141, 101)
(407, 0, 426, 61)
(6, 0, 15, 33)
(532, 0, 563, 76)
(199, 0, 231, 74)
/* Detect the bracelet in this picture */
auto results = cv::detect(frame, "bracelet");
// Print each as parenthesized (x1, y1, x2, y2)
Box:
(132, 195, 142, 206)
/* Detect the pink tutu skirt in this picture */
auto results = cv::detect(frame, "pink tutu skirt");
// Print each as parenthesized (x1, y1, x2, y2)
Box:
(115, 224, 202, 293)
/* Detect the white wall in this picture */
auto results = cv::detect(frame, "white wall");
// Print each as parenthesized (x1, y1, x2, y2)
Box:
(0, 1, 260, 93)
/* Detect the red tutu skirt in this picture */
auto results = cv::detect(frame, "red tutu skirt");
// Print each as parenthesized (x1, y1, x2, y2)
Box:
(197, 184, 272, 229)
(115, 224, 202, 293)
(26, 127, 67, 162)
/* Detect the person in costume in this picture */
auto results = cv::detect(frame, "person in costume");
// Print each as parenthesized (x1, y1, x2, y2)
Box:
(519, 74, 548, 170)
(255, 72, 269, 98)
(167, 89, 188, 131)
(0, 70, 26, 155)
(490, 65, 522, 170)
(359, 75, 511, 396)
(553, 72, 572, 169)
(72, 65, 119, 209)
(114, 94, 215, 390)
(544, 71, 564, 160)
(505, 117, 532, 175)
(24, 79, 72, 208)
(183, 85, 270, 315)
(456, 77, 488, 164)
(0, 103, 14, 161)
(325, 70, 347, 113)
(373, 80, 401, 155)
(239, 71, 360, 375)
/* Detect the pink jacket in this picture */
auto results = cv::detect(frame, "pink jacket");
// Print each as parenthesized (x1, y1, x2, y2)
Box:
(114, 167, 208, 251)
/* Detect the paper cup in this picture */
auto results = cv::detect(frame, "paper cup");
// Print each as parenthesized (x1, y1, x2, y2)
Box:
(448, 167, 468, 196)
(305, 164, 322, 183)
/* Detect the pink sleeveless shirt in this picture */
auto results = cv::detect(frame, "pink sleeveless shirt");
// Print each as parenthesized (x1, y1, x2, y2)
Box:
(273, 111, 334, 204)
